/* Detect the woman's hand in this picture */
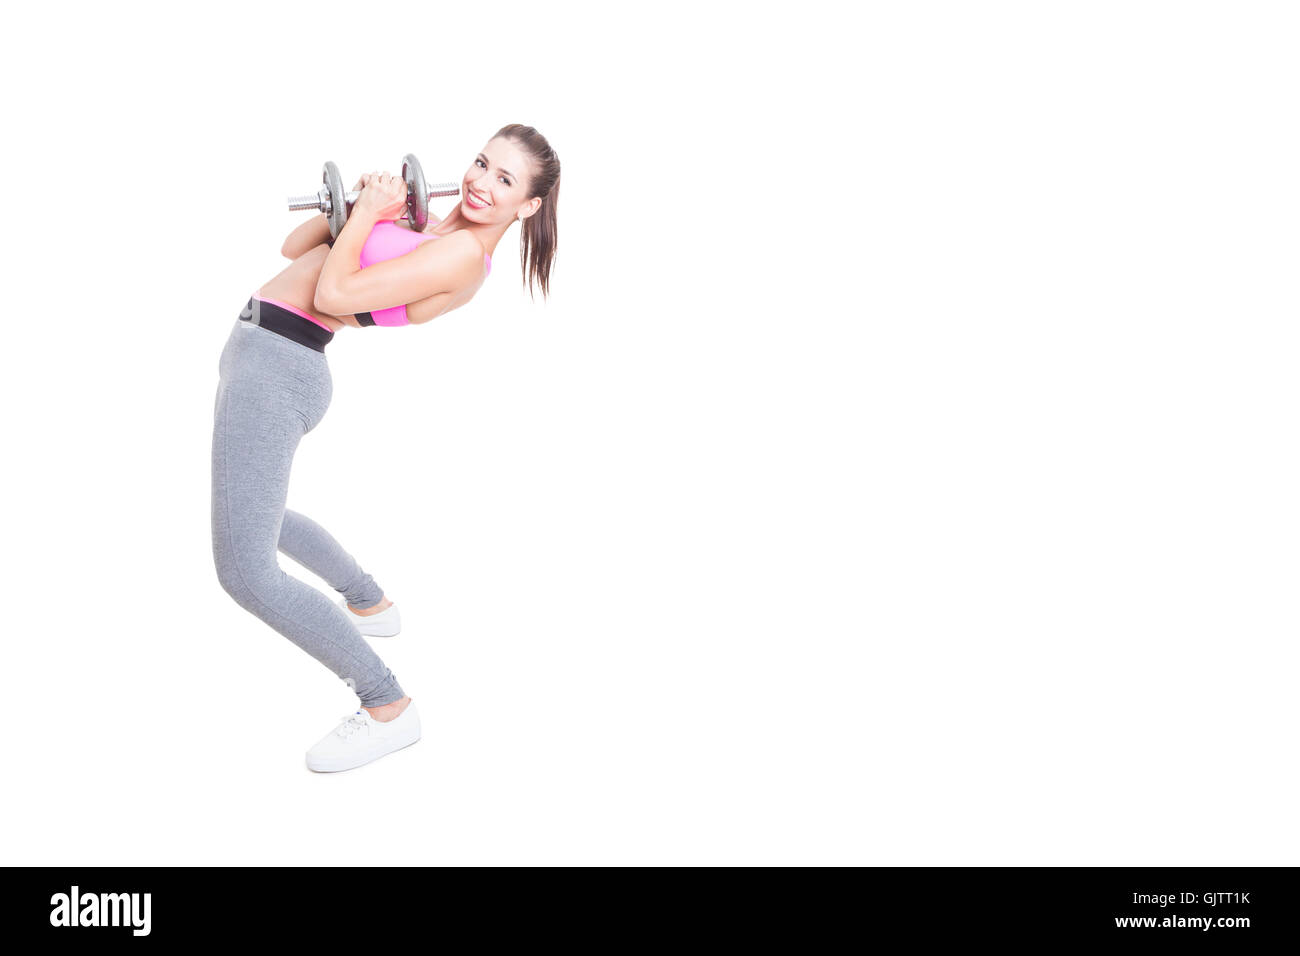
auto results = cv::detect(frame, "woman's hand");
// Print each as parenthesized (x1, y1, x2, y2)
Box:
(353, 170, 408, 221)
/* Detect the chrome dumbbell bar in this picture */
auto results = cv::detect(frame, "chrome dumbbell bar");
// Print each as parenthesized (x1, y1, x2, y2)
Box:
(287, 153, 460, 237)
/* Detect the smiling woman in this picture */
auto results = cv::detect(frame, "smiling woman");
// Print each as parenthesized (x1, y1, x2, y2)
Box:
(265, 123, 562, 326)
(210, 124, 562, 773)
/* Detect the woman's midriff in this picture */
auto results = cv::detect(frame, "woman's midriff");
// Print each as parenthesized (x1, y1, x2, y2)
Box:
(256, 244, 353, 332)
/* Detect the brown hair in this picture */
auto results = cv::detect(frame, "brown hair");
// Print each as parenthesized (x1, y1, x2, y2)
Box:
(494, 123, 560, 302)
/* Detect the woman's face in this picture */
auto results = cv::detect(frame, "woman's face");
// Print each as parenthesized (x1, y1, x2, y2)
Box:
(460, 138, 537, 224)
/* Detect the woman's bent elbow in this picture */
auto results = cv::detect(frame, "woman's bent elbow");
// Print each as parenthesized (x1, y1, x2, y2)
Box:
(313, 285, 337, 314)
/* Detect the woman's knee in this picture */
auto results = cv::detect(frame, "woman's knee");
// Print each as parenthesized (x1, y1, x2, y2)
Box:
(215, 559, 255, 609)
(214, 552, 279, 610)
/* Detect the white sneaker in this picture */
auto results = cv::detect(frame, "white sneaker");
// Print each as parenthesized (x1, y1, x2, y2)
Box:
(337, 597, 401, 637)
(305, 702, 421, 773)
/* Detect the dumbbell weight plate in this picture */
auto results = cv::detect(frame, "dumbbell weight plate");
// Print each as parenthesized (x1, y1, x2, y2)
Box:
(403, 153, 430, 232)
(323, 161, 348, 238)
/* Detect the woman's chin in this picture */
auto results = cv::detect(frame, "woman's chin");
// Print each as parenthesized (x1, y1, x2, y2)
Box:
(461, 198, 496, 221)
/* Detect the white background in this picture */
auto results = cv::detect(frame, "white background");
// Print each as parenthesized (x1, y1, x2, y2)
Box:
(2, 0, 1296, 865)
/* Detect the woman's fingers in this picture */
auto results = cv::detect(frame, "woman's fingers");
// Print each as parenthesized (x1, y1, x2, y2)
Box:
(353, 169, 409, 218)
(352, 170, 401, 191)
(374, 172, 405, 198)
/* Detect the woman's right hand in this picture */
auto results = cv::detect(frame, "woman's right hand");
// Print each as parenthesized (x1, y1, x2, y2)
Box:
(353, 170, 409, 221)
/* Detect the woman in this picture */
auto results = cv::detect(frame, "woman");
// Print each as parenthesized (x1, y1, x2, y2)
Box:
(211, 124, 561, 772)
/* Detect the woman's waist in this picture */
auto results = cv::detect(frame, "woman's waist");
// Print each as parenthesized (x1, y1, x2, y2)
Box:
(239, 296, 336, 353)
(251, 289, 342, 332)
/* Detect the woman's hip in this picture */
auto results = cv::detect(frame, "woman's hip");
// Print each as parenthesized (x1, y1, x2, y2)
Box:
(216, 310, 333, 433)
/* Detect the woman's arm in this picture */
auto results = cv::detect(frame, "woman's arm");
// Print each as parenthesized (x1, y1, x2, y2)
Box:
(280, 214, 333, 259)
(315, 224, 482, 315)
(313, 175, 483, 316)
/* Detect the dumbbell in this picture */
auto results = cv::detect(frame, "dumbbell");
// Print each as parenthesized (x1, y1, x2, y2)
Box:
(286, 154, 460, 237)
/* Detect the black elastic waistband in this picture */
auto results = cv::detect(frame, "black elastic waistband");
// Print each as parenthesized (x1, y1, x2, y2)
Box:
(238, 297, 334, 352)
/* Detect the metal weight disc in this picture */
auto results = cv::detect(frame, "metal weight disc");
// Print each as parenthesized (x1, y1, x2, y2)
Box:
(402, 153, 429, 232)
(322, 161, 348, 238)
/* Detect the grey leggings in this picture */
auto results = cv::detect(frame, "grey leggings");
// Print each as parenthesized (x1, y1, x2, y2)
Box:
(210, 315, 405, 707)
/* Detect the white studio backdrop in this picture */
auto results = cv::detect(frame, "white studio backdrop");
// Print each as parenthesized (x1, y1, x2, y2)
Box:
(1, 0, 1297, 865)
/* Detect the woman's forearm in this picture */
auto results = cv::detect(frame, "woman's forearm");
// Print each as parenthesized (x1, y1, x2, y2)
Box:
(281, 213, 333, 260)
(314, 209, 377, 314)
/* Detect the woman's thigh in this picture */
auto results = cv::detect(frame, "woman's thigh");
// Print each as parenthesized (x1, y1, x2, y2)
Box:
(212, 323, 332, 586)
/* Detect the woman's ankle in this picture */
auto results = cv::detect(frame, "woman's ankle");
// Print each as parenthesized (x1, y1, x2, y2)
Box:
(347, 596, 393, 616)
(362, 696, 411, 722)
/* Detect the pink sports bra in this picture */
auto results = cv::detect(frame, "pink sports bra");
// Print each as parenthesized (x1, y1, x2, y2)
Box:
(354, 216, 491, 326)
(255, 217, 490, 333)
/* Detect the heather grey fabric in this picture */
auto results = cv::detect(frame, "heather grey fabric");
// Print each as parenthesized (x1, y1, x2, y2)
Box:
(211, 318, 404, 707)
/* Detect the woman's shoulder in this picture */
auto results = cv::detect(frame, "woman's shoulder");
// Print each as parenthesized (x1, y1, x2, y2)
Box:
(453, 228, 486, 257)
(409, 227, 486, 280)
(393, 216, 483, 266)
(424, 225, 484, 257)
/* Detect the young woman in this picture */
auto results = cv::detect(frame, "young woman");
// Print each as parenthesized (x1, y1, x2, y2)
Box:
(210, 124, 560, 772)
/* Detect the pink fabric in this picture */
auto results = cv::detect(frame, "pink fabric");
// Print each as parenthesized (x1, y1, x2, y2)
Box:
(359, 218, 491, 326)
(359, 220, 437, 326)
(253, 294, 335, 332)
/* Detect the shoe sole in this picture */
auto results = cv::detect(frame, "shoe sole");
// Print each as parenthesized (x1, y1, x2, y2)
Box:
(356, 623, 400, 638)
(305, 733, 421, 773)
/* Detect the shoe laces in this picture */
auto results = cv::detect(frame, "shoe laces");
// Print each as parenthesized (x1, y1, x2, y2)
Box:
(336, 712, 370, 739)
